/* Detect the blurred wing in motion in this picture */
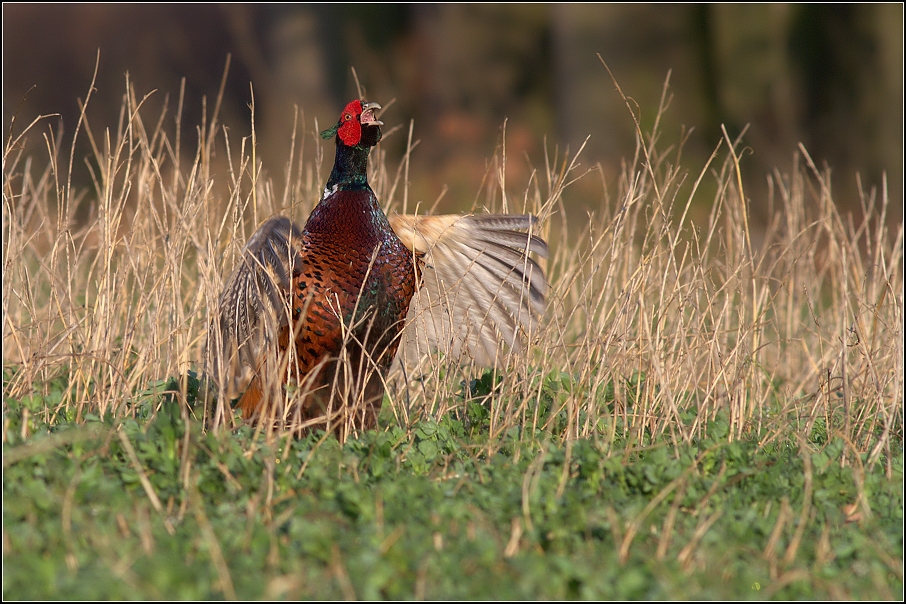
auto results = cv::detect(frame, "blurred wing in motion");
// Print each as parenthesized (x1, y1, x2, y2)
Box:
(207, 216, 304, 399)
(391, 213, 548, 366)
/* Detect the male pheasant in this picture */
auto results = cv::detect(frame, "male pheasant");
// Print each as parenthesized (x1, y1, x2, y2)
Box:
(208, 99, 548, 437)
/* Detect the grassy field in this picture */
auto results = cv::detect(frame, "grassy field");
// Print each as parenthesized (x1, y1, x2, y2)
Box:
(3, 72, 903, 599)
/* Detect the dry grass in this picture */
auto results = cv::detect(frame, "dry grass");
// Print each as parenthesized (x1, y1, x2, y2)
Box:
(3, 69, 902, 471)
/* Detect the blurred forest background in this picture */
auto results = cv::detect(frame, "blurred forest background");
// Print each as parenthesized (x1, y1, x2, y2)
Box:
(4, 4, 902, 231)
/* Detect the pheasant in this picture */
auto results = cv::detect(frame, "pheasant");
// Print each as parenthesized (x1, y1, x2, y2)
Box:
(208, 99, 548, 437)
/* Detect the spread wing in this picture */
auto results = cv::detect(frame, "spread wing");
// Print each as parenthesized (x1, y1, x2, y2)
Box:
(207, 216, 304, 399)
(390, 213, 548, 367)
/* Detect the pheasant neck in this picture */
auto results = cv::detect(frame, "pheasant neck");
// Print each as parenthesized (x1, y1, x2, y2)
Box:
(325, 141, 371, 191)
(307, 136, 390, 240)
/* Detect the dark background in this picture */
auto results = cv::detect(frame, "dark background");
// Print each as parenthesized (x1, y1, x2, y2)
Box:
(4, 4, 902, 229)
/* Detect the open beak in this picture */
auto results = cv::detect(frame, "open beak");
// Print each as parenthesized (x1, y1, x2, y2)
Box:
(360, 101, 383, 126)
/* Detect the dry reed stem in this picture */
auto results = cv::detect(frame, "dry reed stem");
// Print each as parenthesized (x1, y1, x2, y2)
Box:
(2, 73, 901, 468)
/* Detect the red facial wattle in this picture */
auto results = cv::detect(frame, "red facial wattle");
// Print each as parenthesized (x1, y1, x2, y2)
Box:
(337, 100, 363, 146)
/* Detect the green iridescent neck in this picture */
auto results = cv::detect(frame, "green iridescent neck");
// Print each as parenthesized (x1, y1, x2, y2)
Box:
(325, 140, 372, 191)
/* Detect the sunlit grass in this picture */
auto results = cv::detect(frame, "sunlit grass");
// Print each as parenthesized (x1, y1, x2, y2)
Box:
(3, 66, 902, 599)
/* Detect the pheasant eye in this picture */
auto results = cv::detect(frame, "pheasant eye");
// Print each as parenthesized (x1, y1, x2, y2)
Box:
(344, 113, 352, 121)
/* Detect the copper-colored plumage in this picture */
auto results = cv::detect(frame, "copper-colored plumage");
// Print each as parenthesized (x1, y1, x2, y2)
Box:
(208, 100, 548, 438)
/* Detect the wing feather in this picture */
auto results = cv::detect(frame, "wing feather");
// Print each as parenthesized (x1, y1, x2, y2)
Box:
(390, 213, 548, 367)
(207, 216, 304, 399)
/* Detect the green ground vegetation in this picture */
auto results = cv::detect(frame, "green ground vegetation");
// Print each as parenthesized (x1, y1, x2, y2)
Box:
(3, 370, 902, 599)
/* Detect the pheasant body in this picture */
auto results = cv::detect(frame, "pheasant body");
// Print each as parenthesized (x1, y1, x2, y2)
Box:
(209, 99, 548, 437)
(265, 186, 415, 424)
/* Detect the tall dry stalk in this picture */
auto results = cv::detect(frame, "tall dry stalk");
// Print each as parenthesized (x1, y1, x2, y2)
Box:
(3, 74, 901, 470)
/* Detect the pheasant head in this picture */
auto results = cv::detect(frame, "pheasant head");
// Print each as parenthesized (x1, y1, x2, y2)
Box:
(320, 99, 383, 148)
